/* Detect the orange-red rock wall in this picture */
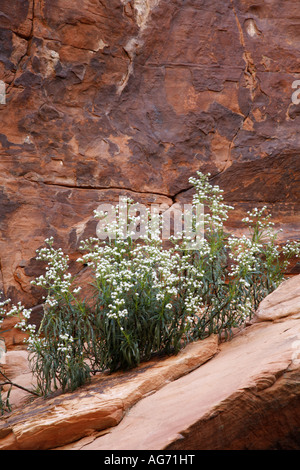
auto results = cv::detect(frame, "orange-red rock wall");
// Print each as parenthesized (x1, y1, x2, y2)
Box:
(0, 0, 299, 306)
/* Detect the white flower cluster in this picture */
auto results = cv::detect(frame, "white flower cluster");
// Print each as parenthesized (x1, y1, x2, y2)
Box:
(0, 297, 11, 327)
(1, 238, 81, 353)
(242, 206, 278, 240)
(0, 296, 41, 355)
(189, 172, 234, 231)
(44, 296, 59, 308)
(235, 297, 252, 321)
(227, 235, 262, 277)
(57, 333, 74, 359)
(31, 237, 71, 294)
(282, 240, 300, 258)
(184, 291, 203, 315)
(26, 335, 46, 350)
(107, 298, 128, 320)
(3, 300, 36, 337)
(79, 197, 210, 331)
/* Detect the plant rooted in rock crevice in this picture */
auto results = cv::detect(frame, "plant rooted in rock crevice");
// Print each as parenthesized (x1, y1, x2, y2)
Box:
(1, 172, 299, 400)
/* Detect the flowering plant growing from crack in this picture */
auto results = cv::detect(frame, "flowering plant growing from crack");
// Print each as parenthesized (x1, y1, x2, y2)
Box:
(1, 171, 300, 398)
(0, 297, 39, 414)
(0, 297, 12, 414)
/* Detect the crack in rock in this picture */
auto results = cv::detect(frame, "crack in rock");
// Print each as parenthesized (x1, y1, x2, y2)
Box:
(118, 0, 161, 93)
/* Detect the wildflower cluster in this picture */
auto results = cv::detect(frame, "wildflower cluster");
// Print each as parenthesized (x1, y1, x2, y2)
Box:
(31, 238, 72, 294)
(5, 302, 35, 335)
(0, 297, 11, 327)
(0, 296, 10, 413)
(1, 297, 33, 413)
(78, 200, 204, 371)
(189, 172, 234, 231)
(2, 171, 300, 396)
(10, 237, 92, 395)
(226, 205, 300, 310)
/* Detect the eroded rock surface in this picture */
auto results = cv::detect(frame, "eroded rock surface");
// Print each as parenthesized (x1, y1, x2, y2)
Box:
(0, 349, 35, 410)
(1, 278, 300, 450)
(62, 318, 300, 451)
(0, 334, 219, 450)
(255, 274, 300, 321)
(0, 0, 299, 313)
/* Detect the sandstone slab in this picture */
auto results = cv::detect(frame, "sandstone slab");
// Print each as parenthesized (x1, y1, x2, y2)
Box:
(0, 350, 36, 409)
(255, 274, 300, 321)
(71, 318, 300, 451)
(0, 334, 218, 450)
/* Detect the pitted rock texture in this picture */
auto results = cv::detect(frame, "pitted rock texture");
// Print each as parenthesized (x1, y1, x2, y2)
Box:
(0, 0, 299, 313)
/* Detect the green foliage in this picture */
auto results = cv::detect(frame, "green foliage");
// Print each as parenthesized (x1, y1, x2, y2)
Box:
(2, 172, 300, 398)
(0, 385, 11, 416)
(0, 297, 12, 414)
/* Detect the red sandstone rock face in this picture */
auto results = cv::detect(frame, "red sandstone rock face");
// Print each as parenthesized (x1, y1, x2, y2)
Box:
(0, 0, 299, 310)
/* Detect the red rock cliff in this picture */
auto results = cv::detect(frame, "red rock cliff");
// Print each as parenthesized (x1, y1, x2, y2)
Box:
(0, 0, 299, 305)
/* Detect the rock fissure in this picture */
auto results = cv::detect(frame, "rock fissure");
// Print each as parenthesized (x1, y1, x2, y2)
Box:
(31, 179, 196, 204)
(230, 0, 258, 98)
